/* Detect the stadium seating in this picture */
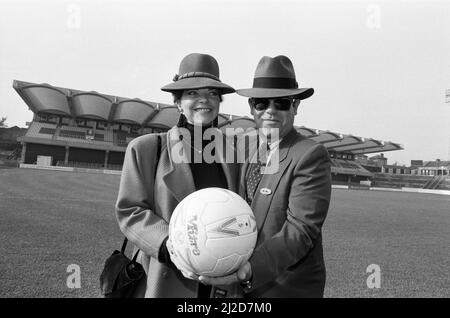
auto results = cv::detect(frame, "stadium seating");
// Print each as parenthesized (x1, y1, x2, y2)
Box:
(371, 173, 433, 189)
(361, 165, 382, 173)
(25, 121, 119, 148)
(114, 131, 139, 146)
(56, 126, 107, 144)
(26, 122, 57, 139)
(114, 130, 126, 146)
(340, 161, 360, 169)
(436, 177, 450, 190)
(331, 159, 372, 177)
(39, 127, 56, 135)
(59, 127, 86, 139)
(104, 129, 114, 142)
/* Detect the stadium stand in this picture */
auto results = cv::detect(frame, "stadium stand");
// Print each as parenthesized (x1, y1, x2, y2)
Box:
(14, 80, 406, 187)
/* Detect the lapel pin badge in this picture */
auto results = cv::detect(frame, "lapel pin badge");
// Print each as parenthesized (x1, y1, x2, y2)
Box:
(260, 188, 272, 195)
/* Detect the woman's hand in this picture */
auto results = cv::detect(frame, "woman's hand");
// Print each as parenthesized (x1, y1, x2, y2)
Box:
(166, 237, 200, 281)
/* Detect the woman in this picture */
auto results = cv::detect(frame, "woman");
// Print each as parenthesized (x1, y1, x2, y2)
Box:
(115, 53, 239, 298)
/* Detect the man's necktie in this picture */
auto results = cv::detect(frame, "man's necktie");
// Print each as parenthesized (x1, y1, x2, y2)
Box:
(245, 162, 262, 205)
(245, 142, 269, 205)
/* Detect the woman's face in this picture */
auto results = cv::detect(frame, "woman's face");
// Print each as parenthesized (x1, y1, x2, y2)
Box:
(178, 88, 221, 125)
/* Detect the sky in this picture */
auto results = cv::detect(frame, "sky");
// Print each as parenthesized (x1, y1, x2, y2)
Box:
(0, 0, 449, 165)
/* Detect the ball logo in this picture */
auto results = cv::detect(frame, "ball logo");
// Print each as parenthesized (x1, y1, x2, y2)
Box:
(187, 215, 201, 256)
(209, 215, 256, 237)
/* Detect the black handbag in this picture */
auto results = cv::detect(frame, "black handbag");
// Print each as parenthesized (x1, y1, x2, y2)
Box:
(100, 134, 163, 298)
(99, 238, 145, 298)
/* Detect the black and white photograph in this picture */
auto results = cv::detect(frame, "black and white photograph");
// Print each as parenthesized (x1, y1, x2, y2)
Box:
(0, 0, 449, 303)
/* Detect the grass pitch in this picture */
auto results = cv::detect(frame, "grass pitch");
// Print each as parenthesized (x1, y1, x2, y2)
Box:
(0, 168, 448, 297)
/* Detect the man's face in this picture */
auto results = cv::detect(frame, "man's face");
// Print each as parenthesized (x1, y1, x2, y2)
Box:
(249, 97, 300, 139)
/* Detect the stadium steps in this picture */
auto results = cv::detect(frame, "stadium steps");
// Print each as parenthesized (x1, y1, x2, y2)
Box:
(7, 147, 20, 160)
(423, 175, 445, 189)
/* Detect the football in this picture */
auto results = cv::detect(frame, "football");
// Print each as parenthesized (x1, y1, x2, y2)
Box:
(168, 187, 257, 277)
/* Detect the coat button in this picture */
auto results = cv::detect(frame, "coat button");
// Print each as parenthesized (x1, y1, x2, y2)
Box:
(162, 271, 168, 278)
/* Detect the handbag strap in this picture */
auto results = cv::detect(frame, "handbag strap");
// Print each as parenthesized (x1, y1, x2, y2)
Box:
(121, 133, 164, 259)
(121, 237, 141, 263)
(121, 237, 128, 253)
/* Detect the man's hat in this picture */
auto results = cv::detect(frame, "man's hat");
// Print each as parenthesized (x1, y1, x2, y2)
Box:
(161, 53, 235, 94)
(236, 55, 314, 99)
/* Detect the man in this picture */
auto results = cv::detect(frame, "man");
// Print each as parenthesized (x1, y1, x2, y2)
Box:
(199, 55, 332, 298)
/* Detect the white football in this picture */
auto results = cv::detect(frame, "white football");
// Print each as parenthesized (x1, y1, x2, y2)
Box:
(168, 187, 257, 277)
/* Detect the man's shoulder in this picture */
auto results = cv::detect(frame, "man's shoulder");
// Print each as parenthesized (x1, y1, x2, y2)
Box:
(292, 133, 320, 147)
(289, 133, 329, 159)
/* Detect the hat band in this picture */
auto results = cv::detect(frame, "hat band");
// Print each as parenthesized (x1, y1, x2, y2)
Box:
(253, 77, 298, 89)
(174, 71, 221, 82)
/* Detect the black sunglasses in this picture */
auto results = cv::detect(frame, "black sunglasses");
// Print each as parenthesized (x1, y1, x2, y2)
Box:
(250, 98, 295, 111)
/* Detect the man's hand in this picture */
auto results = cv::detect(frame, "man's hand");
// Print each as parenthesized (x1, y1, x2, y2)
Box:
(198, 261, 252, 286)
(166, 237, 200, 281)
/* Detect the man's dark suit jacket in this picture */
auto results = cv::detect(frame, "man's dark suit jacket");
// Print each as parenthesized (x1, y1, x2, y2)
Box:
(239, 128, 332, 298)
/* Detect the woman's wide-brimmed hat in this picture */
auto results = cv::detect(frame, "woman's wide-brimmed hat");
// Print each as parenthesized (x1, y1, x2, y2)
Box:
(161, 53, 235, 94)
(236, 55, 314, 99)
